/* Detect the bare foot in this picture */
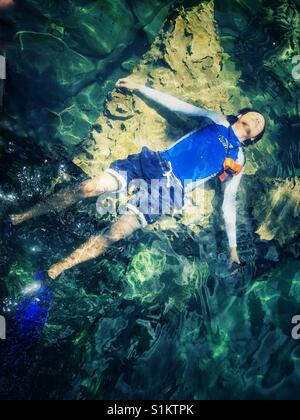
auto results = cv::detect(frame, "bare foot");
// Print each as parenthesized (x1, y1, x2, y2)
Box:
(9, 214, 27, 225)
(48, 263, 64, 280)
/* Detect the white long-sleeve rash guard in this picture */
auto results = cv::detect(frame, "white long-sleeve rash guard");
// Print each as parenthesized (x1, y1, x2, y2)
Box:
(138, 86, 245, 249)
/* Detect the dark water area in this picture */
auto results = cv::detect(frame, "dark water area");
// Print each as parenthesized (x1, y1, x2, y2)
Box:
(0, 0, 300, 400)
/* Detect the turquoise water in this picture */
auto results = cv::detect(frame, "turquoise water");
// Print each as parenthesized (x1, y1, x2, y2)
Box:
(0, 0, 300, 400)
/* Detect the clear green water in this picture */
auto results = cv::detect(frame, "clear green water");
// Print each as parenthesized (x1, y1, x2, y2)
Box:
(0, 0, 300, 400)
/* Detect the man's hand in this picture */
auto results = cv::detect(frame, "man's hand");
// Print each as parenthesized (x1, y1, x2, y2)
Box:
(0, 0, 14, 10)
(48, 263, 66, 280)
(229, 247, 241, 269)
(116, 77, 141, 93)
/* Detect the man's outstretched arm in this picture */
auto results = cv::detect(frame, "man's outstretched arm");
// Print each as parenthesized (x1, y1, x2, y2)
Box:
(222, 168, 245, 268)
(138, 86, 229, 126)
(116, 77, 229, 126)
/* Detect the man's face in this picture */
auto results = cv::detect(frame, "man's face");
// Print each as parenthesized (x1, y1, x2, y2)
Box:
(0, 0, 14, 10)
(237, 112, 265, 140)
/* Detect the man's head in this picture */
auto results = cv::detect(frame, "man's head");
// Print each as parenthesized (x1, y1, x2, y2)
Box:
(233, 108, 266, 146)
(0, 0, 14, 10)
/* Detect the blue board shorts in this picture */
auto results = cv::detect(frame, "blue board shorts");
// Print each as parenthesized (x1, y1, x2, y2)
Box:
(106, 147, 184, 226)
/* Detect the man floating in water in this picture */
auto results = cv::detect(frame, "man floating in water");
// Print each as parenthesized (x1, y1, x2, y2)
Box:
(9, 78, 266, 279)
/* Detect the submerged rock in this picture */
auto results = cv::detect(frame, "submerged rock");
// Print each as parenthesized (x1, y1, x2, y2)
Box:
(75, 1, 247, 176)
(253, 177, 300, 247)
(2, 0, 176, 156)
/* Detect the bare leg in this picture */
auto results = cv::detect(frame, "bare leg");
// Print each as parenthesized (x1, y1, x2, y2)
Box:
(48, 212, 142, 280)
(9, 171, 120, 225)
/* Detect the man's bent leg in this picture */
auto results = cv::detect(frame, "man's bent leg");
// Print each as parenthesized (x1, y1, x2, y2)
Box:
(9, 172, 120, 225)
(48, 212, 142, 279)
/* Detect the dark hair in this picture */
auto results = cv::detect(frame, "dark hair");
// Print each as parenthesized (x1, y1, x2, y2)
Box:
(227, 108, 267, 146)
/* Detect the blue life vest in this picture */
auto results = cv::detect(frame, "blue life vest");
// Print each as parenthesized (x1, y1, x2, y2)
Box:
(161, 122, 243, 186)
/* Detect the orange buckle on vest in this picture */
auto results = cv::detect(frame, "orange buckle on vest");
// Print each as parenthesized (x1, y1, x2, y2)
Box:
(219, 172, 229, 182)
(219, 158, 244, 182)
